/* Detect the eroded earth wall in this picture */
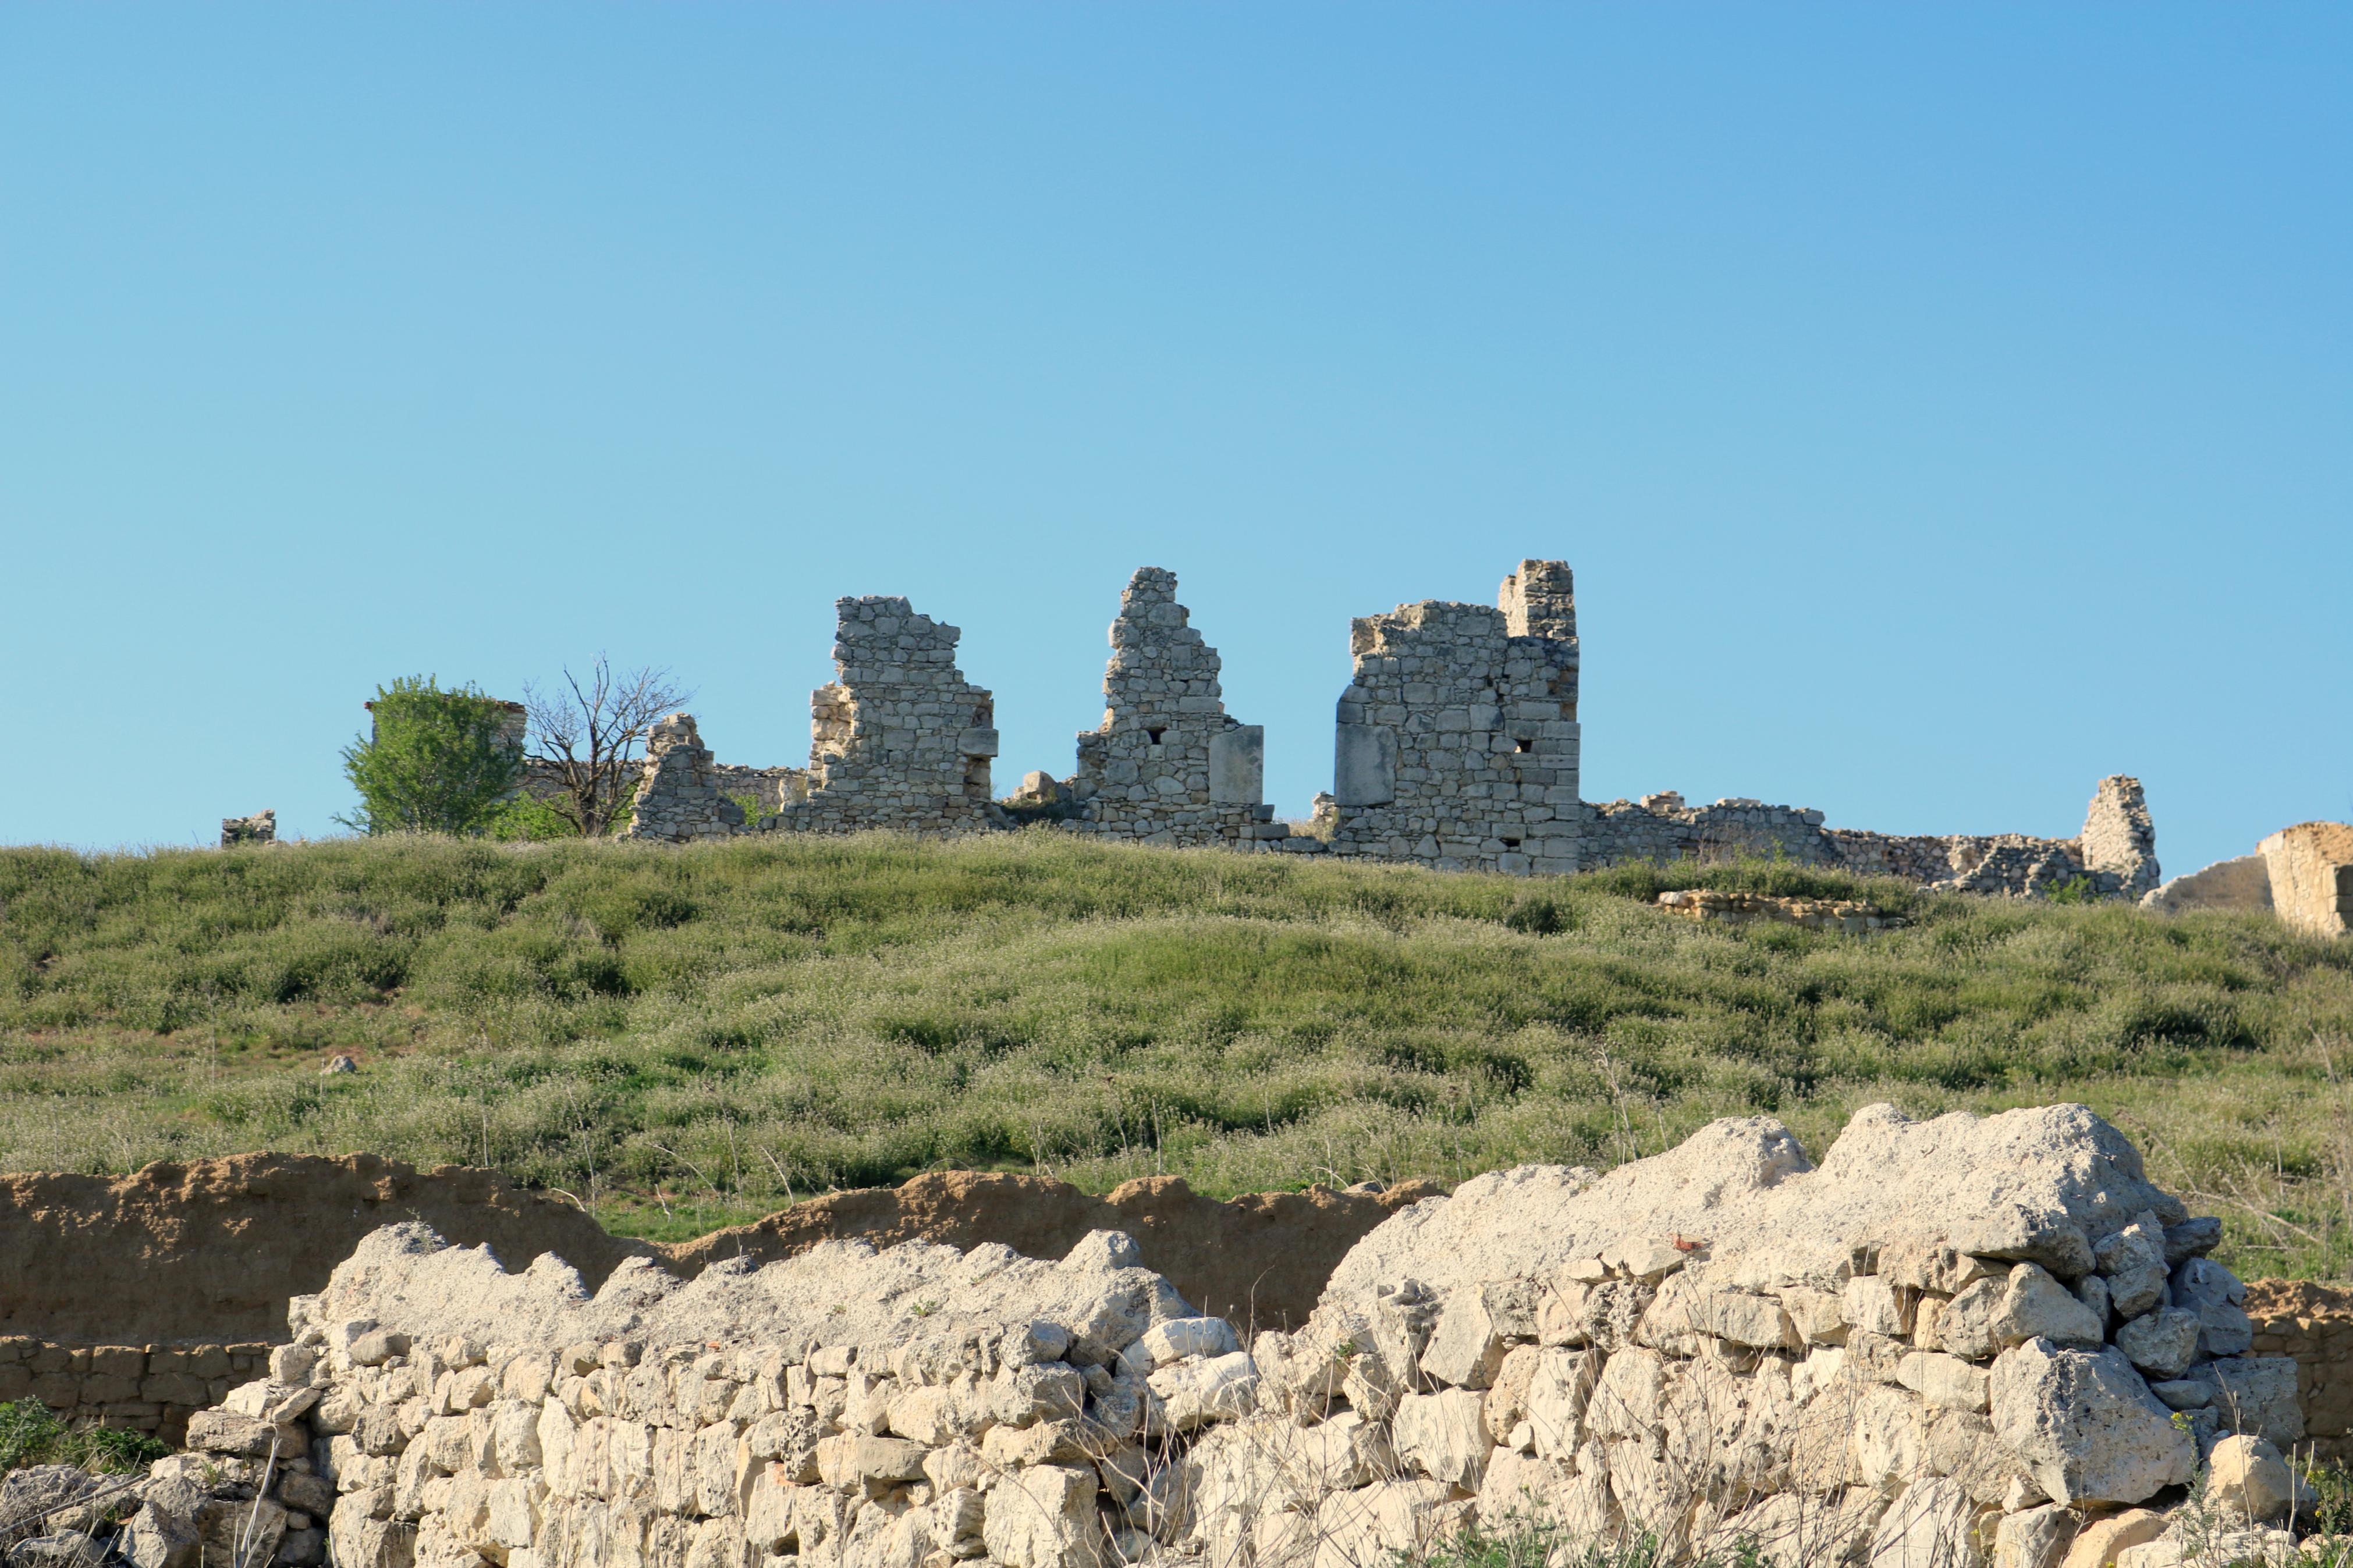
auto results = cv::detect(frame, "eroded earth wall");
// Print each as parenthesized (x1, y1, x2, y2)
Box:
(0, 1163, 1427, 1352)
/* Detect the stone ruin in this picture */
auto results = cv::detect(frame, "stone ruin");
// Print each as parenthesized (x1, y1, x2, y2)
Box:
(2136, 820, 2353, 937)
(1316, 560, 1582, 876)
(1056, 569, 1275, 850)
(2258, 823, 2353, 940)
(222, 810, 278, 848)
(601, 558, 2160, 899)
(91, 1104, 2317, 1568)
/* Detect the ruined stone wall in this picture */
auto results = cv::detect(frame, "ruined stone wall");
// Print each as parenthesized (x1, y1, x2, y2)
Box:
(2259, 822, 2353, 939)
(2245, 1280, 2353, 1464)
(1581, 795, 1834, 869)
(112, 1104, 2317, 1568)
(760, 597, 1003, 837)
(1062, 568, 1279, 850)
(494, 561, 2166, 897)
(1577, 778, 2160, 902)
(708, 766, 805, 816)
(0, 1338, 274, 1442)
(620, 717, 747, 843)
(1318, 561, 1582, 876)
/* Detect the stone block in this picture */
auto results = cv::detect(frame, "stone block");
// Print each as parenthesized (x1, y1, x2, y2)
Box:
(1335, 724, 1397, 808)
(1207, 726, 1263, 806)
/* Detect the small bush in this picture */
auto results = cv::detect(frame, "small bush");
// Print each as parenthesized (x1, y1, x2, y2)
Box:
(340, 677, 526, 837)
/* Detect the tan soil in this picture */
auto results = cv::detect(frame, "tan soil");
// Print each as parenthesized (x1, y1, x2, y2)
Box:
(0, 1155, 1439, 1345)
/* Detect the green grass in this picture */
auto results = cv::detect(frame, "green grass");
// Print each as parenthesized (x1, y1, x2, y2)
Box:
(0, 1398, 171, 1475)
(3, 831, 2352, 1274)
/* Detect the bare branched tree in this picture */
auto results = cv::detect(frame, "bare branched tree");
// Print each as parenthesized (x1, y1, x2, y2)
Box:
(523, 657, 693, 838)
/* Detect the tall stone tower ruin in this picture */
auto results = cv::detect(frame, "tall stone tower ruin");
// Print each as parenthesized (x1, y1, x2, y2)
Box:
(1066, 567, 1271, 846)
(1322, 559, 1581, 875)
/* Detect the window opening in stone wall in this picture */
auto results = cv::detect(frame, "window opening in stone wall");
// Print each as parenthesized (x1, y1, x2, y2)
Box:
(1147, 727, 1166, 745)
(1502, 838, 1521, 849)
(1516, 738, 1533, 753)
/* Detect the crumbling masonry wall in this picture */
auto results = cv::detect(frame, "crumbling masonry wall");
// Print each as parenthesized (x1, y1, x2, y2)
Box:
(1316, 561, 1582, 876)
(621, 717, 748, 842)
(1060, 568, 1278, 849)
(123, 1104, 2312, 1568)
(2259, 822, 2353, 939)
(1577, 777, 2162, 899)
(601, 559, 2162, 898)
(761, 598, 1002, 836)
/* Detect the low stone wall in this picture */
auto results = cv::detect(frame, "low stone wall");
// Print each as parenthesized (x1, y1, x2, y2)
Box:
(0, 1337, 274, 1441)
(1654, 890, 1903, 933)
(102, 1103, 2316, 1568)
(2246, 1279, 2353, 1464)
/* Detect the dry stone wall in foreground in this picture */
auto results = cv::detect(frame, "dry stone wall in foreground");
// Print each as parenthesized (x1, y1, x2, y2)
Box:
(118, 1104, 2317, 1568)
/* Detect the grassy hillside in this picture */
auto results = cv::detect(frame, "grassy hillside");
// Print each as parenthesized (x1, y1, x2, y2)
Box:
(3, 833, 2351, 1277)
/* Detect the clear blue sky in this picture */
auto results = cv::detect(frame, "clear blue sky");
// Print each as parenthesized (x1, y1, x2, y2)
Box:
(3, 6, 2345, 876)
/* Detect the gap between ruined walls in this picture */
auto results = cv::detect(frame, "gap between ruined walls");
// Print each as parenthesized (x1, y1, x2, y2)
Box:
(604, 561, 2159, 899)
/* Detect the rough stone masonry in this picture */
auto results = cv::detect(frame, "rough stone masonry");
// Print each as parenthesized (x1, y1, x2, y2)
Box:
(115, 1103, 2308, 1568)
(615, 560, 2156, 899)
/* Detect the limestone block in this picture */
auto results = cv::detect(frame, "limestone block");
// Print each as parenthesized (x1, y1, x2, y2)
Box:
(1993, 1503, 2078, 1568)
(1520, 1347, 1599, 1460)
(1420, 1291, 1511, 1389)
(2093, 1214, 2171, 1320)
(2203, 1434, 2311, 1523)
(1781, 1288, 1850, 1345)
(1865, 1477, 1981, 1568)
(2116, 1527, 2295, 1568)
(1481, 1345, 1542, 1443)
(1335, 724, 1397, 808)
(185, 1407, 301, 1458)
(1939, 1277, 2007, 1360)
(1145, 1351, 1257, 1431)
(1137, 1317, 1238, 1370)
(2258, 821, 2353, 938)
(2173, 1257, 2254, 1357)
(2055, 1509, 2164, 1568)
(1207, 726, 1263, 806)
(1898, 1353, 1990, 1412)
(1850, 1385, 1929, 1491)
(1309, 1479, 1458, 1568)
(2206, 1356, 2304, 1448)
(813, 1433, 928, 1490)
(1992, 1265, 2104, 1350)
(991, 1363, 1085, 1429)
(1844, 1277, 1914, 1339)
(1989, 1341, 2194, 1505)
(1474, 1449, 1612, 1538)
(1393, 1388, 1490, 1488)
(981, 1464, 1105, 1568)
(2111, 1310, 2201, 1381)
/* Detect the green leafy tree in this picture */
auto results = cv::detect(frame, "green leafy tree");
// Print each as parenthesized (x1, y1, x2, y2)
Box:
(339, 676, 526, 835)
